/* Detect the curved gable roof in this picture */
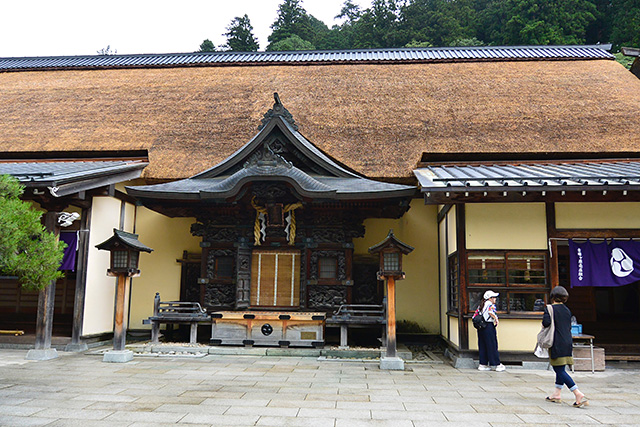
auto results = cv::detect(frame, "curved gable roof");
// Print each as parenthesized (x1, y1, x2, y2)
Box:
(126, 95, 416, 202)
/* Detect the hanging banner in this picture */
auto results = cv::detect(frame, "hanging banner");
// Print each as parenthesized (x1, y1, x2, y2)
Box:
(569, 239, 640, 287)
(59, 231, 78, 271)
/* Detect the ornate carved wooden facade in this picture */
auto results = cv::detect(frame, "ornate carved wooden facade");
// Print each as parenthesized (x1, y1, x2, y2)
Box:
(129, 94, 416, 314)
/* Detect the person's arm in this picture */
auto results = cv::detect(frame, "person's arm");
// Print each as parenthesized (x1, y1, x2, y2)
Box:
(542, 305, 551, 327)
(489, 310, 499, 326)
(488, 303, 499, 326)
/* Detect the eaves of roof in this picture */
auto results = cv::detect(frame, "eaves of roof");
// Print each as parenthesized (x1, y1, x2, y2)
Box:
(0, 160, 148, 197)
(414, 160, 640, 203)
(0, 45, 614, 73)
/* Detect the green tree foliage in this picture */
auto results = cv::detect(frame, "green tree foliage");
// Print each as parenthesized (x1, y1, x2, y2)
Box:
(318, 0, 363, 49)
(269, 34, 316, 51)
(400, 0, 477, 47)
(264, 0, 633, 52)
(268, 0, 328, 50)
(198, 39, 216, 52)
(351, 0, 403, 48)
(479, 0, 597, 45)
(0, 175, 65, 291)
(222, 15, 260, 51)
(609, 0, 640, 48)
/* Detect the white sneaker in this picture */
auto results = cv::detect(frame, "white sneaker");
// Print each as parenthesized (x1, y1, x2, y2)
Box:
(495, 364, 506, 372)
(478, 364, 491, 371)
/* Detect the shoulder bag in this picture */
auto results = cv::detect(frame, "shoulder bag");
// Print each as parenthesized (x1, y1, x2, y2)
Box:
(536, 304, 555, 349)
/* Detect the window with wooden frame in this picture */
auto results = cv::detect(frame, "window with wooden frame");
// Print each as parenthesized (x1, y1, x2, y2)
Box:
(467, 251, 548, 314)
(206, 251, 235, 281)
(447, 254, 459, 313)
(318, 257, 338, 279)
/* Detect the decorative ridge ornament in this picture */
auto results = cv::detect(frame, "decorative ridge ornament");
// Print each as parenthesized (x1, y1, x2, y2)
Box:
(243, 143, 293, 173)
(258, 92, 298, 131)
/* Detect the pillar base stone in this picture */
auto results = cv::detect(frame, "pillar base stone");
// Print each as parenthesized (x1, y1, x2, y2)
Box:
(380, 356, 404, 370)
(102, 350, 133, 363)
(65, 342, 89, 352)
(25, 348, 58, 361)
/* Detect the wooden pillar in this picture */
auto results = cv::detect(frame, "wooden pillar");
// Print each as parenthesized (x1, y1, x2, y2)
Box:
(385, 275, 397, 358)
(67, 206, 91, 351)
(113, 274, 127, 351)
(34, 212, 60, 351)
(546, 202, 559, 288)
(236, 243, 252, 309)
(456, 204, 469, 350)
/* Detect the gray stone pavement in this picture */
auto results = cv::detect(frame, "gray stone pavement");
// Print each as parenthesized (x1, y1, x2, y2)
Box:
(1, 348, 640, 427)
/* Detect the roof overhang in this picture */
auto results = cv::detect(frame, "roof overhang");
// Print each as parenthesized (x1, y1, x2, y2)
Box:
(0, 159, 148, 199)
(415, 160, 640, 204)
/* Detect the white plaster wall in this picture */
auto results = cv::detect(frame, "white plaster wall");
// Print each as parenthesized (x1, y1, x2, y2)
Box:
(82, 197, 122, 336)
(556, 202, 640, 229)
(466, 203, 547, 250)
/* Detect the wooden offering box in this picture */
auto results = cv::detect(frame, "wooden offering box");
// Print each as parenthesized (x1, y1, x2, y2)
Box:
(210, 311, 325, 347)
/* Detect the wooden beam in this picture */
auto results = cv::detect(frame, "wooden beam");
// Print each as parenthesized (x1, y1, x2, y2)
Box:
(436, 204, 452, 223)
(424, 189, 640, 204)
(553, 229, 640, 239)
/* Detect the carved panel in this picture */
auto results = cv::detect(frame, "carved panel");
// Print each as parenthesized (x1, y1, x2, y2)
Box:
(236, 246, 252, 309)
(183, 277, 200, 303)
(309, 250, 347, 280)
(192, 222, 239, 243)
(312, 229, 346, 244)
(204, 283, 235, 308)
(251, 182, 289, 202)
(206, 249, 235, 280)
(352, 261, 381, 304)
(307, 285, 347, 309)
(311, 212, 344, 227)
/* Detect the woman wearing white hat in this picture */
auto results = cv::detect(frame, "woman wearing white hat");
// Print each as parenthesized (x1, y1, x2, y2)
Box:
(476, 290, 506, 371)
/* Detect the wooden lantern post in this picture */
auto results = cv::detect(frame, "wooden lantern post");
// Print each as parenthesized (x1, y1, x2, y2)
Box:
(369, 230, 414, 370)
(96, 229, 152, 363)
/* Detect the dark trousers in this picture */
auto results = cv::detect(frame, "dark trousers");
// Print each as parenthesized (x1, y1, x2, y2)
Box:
(553, 365, 576, 390)
(478, 322, 501, 366)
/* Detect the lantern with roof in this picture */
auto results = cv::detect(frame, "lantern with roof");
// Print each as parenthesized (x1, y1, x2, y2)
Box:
(369, 230, 414, 370)
(96, 229, 153, 276)
(96, 229, 153, 362)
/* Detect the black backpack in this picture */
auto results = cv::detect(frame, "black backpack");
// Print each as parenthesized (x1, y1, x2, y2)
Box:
(472, 306, 488, 329)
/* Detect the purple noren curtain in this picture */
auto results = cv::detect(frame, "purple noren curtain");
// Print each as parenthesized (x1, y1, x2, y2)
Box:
(569, 239, 640, 287)
(59, 231, 78, 271)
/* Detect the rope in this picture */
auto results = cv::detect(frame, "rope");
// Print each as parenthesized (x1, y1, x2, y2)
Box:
(251, 197, 267, 246)
(251, 198, 303, 246)
(284, 202, 303, 246)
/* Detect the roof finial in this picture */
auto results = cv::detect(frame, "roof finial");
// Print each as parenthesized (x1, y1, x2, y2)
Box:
(258, 92, 298, 131)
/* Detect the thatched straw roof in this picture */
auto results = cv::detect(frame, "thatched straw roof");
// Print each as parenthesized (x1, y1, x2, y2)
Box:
(1, 58, 639, 181)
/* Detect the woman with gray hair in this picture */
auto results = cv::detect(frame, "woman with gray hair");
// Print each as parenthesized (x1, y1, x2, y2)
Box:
(544, 285, 588, 407)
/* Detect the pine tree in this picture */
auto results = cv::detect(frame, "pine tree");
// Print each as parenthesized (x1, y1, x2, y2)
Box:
(223, 15, 260, 52)
(0, 175, 65, 290)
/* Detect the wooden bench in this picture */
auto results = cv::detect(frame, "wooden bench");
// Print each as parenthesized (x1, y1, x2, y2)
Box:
(143, 293, 210, 345)
(327, 304, 386, 348)
(0, 330, 25, 336)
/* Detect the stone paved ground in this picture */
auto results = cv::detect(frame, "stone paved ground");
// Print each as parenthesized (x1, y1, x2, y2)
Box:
(1, 348, 639, 426)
